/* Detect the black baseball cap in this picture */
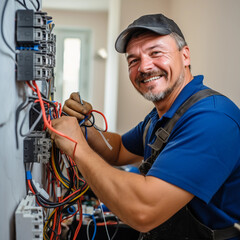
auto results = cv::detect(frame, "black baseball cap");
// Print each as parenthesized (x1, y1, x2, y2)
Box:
(115, 13, 185, 53)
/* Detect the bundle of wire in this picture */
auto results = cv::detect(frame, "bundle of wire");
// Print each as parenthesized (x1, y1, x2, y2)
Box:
(21, 80, 110, 240)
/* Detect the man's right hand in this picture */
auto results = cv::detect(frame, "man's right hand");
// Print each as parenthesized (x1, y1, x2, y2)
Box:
(62, 92, 92, 120)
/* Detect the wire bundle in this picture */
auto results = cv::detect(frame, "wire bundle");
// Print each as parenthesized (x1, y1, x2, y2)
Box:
(26, 149, 89, 240)
(22, 80, 114, 240)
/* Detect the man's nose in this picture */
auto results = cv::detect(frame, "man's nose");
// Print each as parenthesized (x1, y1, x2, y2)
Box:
(138, 56, 154, 73)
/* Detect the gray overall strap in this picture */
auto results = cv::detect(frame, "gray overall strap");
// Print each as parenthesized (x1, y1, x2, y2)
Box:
(148, 88, 221, 151)
(139, 89, 240, 240)
(139, 88, 222, 175)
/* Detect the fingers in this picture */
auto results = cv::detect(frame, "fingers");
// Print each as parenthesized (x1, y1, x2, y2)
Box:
(47, 117, 80, 158)
(63, 103, 86, 120)
(47, 118, 61, 140)
(82, 100, 93, 113)
(70, 92, 81, 102)
(62, 92, 93, 120)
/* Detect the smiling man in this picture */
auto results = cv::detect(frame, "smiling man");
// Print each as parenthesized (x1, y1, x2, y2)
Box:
(125, 31, 191, 116)
(49, 14, 240, 239)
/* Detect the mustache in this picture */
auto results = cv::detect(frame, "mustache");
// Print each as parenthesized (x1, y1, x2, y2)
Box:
(136, 70, 168, 82)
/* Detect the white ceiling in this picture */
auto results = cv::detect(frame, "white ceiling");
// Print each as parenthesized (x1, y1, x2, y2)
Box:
(42, 0, 109, 11)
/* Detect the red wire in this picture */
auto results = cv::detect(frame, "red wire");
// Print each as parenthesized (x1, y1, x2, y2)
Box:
(88, 109, 108, 132)
(27, 179, 35, 194)
(73, 199, 82, 240)
(61, 204, 79, 223)
(96, 221, 118, 226)
(57, 208, 62, 240)
(32, 81, 78, 158)
(69, 157, 86, 183)
(50, 210, 57, 240)
(26, 81, 36, 93)
(27, 180, 42, 207)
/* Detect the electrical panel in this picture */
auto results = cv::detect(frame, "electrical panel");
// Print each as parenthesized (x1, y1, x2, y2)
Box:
(16, 10, 56, 81)
(15, 8, 56, 239)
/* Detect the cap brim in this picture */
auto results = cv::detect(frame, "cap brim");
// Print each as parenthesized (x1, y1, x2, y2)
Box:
(115, 26, 171, 53)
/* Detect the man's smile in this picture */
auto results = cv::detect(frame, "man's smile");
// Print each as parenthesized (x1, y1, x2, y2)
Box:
(142, 76, 161, 83)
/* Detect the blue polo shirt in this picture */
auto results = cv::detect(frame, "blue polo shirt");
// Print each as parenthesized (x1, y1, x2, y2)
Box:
(122, 75, 240, 233)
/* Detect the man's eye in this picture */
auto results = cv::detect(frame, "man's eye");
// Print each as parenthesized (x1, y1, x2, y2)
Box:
(129, 59, 138, 66)
(151, 51, 163, 56)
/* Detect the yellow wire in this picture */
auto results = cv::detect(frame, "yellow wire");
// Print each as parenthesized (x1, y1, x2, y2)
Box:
(51, 147, 69, 188)
(43, 186, 89, 239)
(43, 144, 89, 239)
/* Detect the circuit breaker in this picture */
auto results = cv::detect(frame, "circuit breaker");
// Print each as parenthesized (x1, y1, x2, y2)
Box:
(15, 195, 43, 240)
(16, 10, 56, 81)
(24, 131, 52, 164)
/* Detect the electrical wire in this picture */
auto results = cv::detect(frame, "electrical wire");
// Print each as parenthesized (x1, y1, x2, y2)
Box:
(88, 109, 108, 132)
(22, 78, 114, 240)
(32, 81, 78, 158)
(19, 106, 43, 137)
(29, 0, 40, 11)
(98, 130, 113, 151)
(16, 0, 27, 8)
(110, 216, 120, 240)
(72, 200, 83, 240)
(99, 201, 111, 240)
(86, 216, 97, 240)
(15, 97, 29, 148)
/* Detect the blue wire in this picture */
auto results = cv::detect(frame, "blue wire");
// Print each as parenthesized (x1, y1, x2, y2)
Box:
(49, 108, 53, 119)
(78, 116, 88, 140)
(67, 205, 76, 214)
(78, 115, 89, 126)
(26, 171, 32, 180)
(83, 214, 97, 240)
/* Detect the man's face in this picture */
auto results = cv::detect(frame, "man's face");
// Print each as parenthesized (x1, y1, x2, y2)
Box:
(126, 33, 190, 102)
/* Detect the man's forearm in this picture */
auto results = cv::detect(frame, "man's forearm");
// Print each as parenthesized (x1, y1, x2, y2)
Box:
(82, 127, 122, 165)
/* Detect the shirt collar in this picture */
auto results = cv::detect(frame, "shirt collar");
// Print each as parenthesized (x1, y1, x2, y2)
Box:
(162, 75, 205, 119)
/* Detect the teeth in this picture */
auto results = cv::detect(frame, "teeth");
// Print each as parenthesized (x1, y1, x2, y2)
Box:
(143, 76, 160, 83)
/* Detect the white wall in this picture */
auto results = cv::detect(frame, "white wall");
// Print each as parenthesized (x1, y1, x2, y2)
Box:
(168, 0, 240, 103)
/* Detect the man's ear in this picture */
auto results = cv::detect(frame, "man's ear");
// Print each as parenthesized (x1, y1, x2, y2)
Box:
(181, 46, 191, 67)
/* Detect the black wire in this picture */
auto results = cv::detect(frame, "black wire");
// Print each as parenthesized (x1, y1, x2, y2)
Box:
(15, 0, 27, 8)
(29, 96, 58, 109)
(36, 0, 40, 11)
(110, 216, 120, 240)
(31, 0, 40, 11)
(19, 102, 44, 137)
(54, 207, 62, 240)
(52, 147, 73, 193)
(44, 207, 61, 240)
(22, 0, 28, 9)
(15, 97, 33, 148)
(33, 181, 88, 208)
(81, 113, 95, 128)
(1, 0, 15, 54)
(29, 0, 37, 10)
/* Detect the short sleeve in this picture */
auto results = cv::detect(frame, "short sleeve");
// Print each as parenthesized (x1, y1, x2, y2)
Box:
(122, 108, 157, 156)
(147, 106, 240, 203)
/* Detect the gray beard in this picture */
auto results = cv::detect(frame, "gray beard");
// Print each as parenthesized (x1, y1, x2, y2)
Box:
(142, 73, 185, 102)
